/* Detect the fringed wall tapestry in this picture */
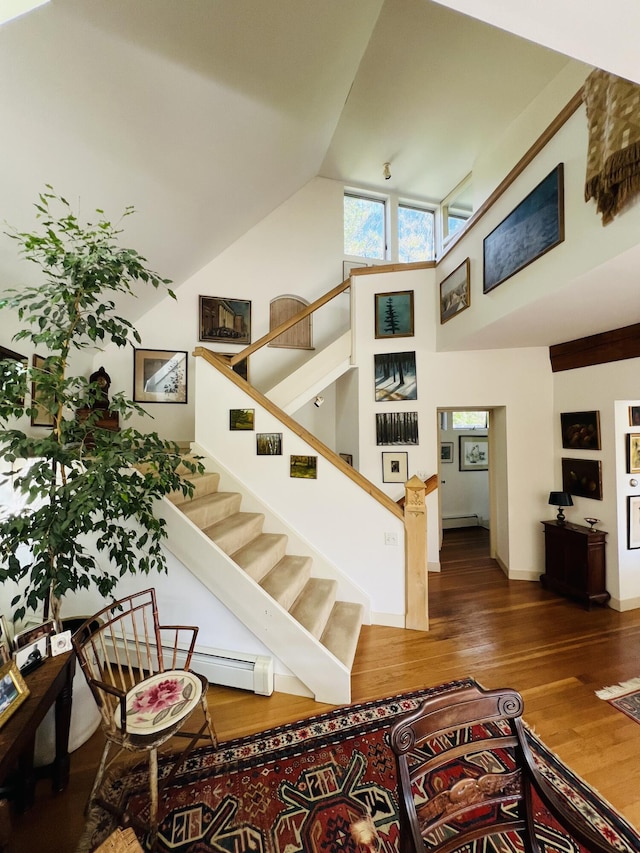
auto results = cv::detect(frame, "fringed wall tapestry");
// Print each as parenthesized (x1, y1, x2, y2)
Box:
(583, 68, 640, 224)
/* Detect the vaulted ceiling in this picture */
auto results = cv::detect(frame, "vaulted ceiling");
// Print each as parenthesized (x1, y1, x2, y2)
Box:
(0, 0, 635, 340)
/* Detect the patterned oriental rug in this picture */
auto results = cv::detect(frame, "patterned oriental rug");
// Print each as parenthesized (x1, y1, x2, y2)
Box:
(78, 678, 640, 853)
(596, 676, 640, 724)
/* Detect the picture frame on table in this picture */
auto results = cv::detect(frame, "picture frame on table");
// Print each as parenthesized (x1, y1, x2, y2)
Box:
(14, 635, 48, 673)
(459, 435, 488, 471)
(382, 451, 408, 484)
(13, 620, 56, 650)
(199, 296, 251, 345)
(440, 258, 470, 324)
(0, 661, 29, 730)
(560, 411, 601, 450)
(628, 495, 640, 549)
(133, 349, 187, 404)
(561, 457, 603, 500)
(483, 163, 564, 294)
(374, 291, 414, 339)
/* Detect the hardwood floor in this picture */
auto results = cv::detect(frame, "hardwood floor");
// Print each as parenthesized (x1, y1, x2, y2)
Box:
(10, 527, 640, 851)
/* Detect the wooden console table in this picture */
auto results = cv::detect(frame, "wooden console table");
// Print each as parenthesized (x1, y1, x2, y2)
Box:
(540, 520, 610, 609)
(0, 651, 75, 845)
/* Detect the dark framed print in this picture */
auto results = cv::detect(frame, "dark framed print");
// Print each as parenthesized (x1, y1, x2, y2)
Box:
(219, 353, 249, 382)
(339, 453, 353, 466)
(374, 351, 417, 402)
(230, 408, 254, 431)
(483, 163, 564, 293)
(440, 258, 470, 324)
(630, 406, 640, 427)
(256, 432, 282, 455)
(459, 436, 488, 471)
(290, 455, 317, 479)
(561, 457, 603, 500)
(375, 412, 419, 446)
(0, 661, 29, 729)
(560, 411, 601, 450)
(382, 451, 408, 483)
(199, 296, 251, 344)
(375, 291, 414, 339)
(441, 441, 454, 463)
(30, 354, 55, 427)
(628, 433, 640, 474)
(628, 496, 640, 549)
(133, 349, 187, 403)
(0, 345, 28, 406)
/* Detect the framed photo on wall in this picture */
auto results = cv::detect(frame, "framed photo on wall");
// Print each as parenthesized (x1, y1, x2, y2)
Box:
(199, 296, 251, 344)
(483, 163, 564, 294)
(133, 349, 187, 404)
(382, 451, 408, 483)
(376, 412, 419, 446)
(628, 433, 640, 474)
(439, 258, 470, 324)
(374, 291, 414, 338)
(459, 435, 488, 471)
(560, 411, 600, 450)
(374, 351, 417, 402)
(561, 457, 603, 500)
(440, 441, 454, 463)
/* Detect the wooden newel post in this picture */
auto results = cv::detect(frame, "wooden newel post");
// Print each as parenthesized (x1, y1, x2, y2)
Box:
(404, 475, 429, 631)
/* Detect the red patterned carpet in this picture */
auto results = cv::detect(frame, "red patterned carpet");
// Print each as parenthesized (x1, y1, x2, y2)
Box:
(78, 679, 640, 852)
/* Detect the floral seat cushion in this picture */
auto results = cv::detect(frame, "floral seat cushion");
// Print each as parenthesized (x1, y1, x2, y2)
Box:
(117, 670, 203, 736)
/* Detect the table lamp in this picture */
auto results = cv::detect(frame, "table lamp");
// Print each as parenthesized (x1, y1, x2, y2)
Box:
(548, 491, 573, 525)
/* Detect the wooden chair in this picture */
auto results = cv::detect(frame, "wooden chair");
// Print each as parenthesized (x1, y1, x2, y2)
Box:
(72, 588, 217, 847)
(389, 682, 619, 853)
(94, 827, 144, 853)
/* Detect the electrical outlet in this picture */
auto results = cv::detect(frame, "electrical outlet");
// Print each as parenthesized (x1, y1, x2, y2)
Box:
(384, 532, 398, 546)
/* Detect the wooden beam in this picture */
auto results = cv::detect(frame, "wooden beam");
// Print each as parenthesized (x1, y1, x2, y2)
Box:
(549, 323, 640, 372)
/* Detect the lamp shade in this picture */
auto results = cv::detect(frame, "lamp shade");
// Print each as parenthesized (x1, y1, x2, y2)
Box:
(548, 491, 573, 507)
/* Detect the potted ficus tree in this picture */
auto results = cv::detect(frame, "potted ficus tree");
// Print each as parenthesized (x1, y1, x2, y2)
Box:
(0, 187, 202, 631)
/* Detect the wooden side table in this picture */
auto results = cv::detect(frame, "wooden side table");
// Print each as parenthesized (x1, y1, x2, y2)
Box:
(0, 651, 75, 820)
(540, 520, 609, 609)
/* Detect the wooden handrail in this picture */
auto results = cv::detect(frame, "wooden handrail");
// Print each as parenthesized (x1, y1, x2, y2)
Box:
(227, 277, 352, 368)
(194, 346, 404, 520)
(439, 86, 585, 260)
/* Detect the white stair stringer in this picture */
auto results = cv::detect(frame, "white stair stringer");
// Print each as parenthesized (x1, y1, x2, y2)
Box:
(266, 331, 352, 414)
(158, 498, 359, 705)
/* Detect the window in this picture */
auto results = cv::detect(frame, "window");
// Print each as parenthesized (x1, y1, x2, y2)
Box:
(452, 411, 488, 430)
(344, 194, 386, 260)
(447, 214, 468, 239)
(398, 204, 435, 262)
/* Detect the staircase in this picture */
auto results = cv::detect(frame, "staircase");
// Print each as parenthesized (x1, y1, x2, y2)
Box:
(163, 458, 365, 702)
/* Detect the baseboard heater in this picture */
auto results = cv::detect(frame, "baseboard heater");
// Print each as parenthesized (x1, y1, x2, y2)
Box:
(106, 638, 274, 696)
(442, 514, 480, 529)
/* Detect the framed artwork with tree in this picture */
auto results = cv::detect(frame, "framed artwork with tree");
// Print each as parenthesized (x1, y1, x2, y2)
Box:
(375, 291, 414, 339)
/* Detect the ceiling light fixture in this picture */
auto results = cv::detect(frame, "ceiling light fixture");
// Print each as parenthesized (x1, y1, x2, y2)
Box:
(383, 162, 391, 181)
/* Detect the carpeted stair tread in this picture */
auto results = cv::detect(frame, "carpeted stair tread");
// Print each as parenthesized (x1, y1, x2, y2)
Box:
(180, 491, 242, 528)
(168, 471, 220, 504)
(320, 601, 364, 669)
(232, 533, 288, 582)
(260, 555, 313, 610)
(203, 512, 265, 555)
(290, 578, 337, 639)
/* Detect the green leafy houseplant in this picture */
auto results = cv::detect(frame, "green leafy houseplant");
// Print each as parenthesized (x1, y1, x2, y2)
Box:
(0, 188, 202, 626)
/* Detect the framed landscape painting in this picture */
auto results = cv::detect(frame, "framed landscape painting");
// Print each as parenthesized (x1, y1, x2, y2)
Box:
(483, 163, 564, 293)
(440, 258, 470, 324)
(375, 291, 414, 338)
(199, 296, 251, 344)
(376, 412, 419, 446)
(374, 351, 417, 402)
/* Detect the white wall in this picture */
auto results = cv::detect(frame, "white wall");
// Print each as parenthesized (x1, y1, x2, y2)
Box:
(439, 417, 489, 528)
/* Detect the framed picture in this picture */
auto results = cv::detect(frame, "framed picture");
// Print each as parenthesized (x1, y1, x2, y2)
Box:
(459, 435, 488, 471)
(374, 351, 417, 402)
(483, 163, 564, 293)
(30, 354, 55, 427)
(382, 451, 408, 483)
(0, 345, 28, 406)
(339, 453, 353, 466)
(230, 408, 254, 431)
(628, 496, 640, 549)
(0, 661, 29, 729)
(628, 433, 640, 474)
(14, 635, 48, 672)
(199, 296, 251, 344)
(256, 433, 282, 455)
(561, 457, 603, 500)
(440, 258, 470, 324)
(219, 353, 249, 382)
(13, 620, 56, 651)
(629, 406, 640, 427)
(440, 441, 454, 463)
(290, 455, 317, 479)
(375, 291, 414, 339)
(376, 412, 419, 446)
(133, 349, 187, 404)
(560, 411, 601, 450)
